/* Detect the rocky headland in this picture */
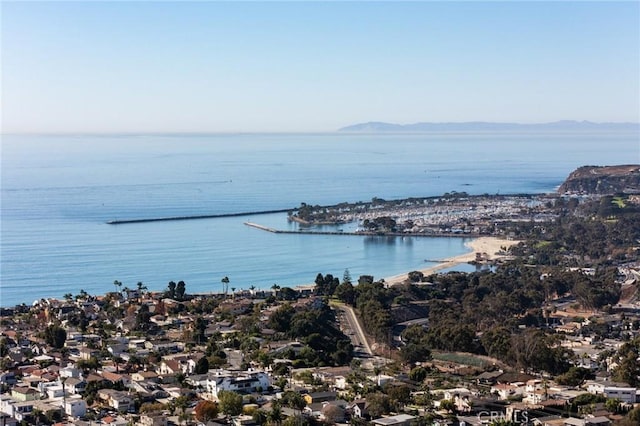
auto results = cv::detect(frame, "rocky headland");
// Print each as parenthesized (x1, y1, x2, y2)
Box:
(558, 164, 640, 195)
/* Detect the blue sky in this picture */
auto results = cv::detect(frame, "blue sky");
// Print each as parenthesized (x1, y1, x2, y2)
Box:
(2, 1, 639, 133)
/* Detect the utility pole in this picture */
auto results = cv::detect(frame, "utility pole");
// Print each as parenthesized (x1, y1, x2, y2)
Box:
(62, 377, 66, 420)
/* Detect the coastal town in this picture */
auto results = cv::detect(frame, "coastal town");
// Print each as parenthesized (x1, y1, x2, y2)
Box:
(4, 0, 640, 424)
(1, 166, 640, 426)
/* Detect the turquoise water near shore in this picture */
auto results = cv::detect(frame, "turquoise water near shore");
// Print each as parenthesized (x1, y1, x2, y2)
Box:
(1, 131, 638, 306)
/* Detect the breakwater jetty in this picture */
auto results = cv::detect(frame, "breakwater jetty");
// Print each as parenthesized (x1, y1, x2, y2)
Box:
(244, 222, 481, 238)
(106, 209, 291, 225)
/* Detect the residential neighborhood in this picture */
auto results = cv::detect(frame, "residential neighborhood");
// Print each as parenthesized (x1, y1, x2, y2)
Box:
(1, 267, 640, 426)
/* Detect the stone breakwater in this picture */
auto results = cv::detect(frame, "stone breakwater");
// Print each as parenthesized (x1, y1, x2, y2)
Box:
(243, 222, 482, 237)
(106, 209, 292, 224)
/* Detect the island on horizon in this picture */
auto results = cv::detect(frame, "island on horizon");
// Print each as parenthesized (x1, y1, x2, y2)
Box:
(339, 120, 640, 133)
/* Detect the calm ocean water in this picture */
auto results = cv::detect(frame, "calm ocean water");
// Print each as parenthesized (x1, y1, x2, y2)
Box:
(1, 131, 638, 307)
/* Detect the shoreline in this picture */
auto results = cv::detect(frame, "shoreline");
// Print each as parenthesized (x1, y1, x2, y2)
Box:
(0, 236, 519, 309)
(383, 236, 520, 285)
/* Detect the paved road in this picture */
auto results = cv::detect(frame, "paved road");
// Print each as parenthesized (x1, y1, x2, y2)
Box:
(332, 301, 372, 356)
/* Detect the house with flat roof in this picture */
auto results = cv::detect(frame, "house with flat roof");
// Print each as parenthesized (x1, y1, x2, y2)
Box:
(64, 377, 87, 394)
(563, 417, 611, 426)
(371, 414, 417, 426)
(303, 391, 337, 405)
(586, 381, 637, 404)
(65, 398, 87, 418)
(205, 370, 270, 399)
(97, 389, 134, 412)
(139, 412, 168, 426)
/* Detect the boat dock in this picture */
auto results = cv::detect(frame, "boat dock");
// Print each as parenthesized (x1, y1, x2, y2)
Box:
(244, 222, 350, 235)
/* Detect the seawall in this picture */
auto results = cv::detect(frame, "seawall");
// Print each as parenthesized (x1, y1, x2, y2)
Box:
(106, 209, 292, 225)
(243, 222, 482, 238)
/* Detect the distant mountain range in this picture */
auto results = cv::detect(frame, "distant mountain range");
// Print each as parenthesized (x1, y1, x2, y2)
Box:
(339, 120, 640, 132)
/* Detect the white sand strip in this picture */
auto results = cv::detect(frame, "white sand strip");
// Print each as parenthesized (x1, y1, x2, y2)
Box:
(384, 236, 520, 286)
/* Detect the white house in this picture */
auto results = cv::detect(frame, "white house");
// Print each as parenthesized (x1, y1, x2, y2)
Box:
(491, 383, 525, 400)
(64, 377, 87, 394)
(586, 381, 637, 404)
(45, 385, 65, 399)
(371, 414, 417, 426)
(523, 379, 551, 404)
(205, 370, 270, 399)
(563, 417, 611, 426)
(433, 388, 473, 413)
(59, 366, 81, 379)
(348, 400, 368, 419)
(97, 389, 134, 412)
(10, 401, 34, 423)
(158, 356, 198, 376)
(65, 398, 87, 418)
(334, 375, 347, 390)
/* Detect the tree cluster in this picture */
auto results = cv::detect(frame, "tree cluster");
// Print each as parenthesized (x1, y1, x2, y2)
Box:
(267, 300, 353, 366)
(43, 324, 67, 349)
(611, 337, 640, 386)
(164, 280, 187, 301)
(362, 216, 397, 233)
(314, 273, 340, 297)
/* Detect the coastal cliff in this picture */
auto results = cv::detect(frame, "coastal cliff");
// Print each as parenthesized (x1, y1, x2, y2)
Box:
(558, 165, 640, 195)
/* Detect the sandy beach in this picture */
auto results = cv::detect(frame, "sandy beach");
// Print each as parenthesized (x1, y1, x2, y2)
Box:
(384, 236, 520, 285)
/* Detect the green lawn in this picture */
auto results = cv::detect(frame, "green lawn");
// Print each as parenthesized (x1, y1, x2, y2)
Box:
(432, 351, 492, 368)
(534, 240, 552, 249)
(611, 197, 627, 208)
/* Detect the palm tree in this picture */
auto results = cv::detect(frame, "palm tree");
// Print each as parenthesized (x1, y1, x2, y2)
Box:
(373, 366, 382, 386)
(268, 401, 282, 426)
(136, 281, 147, 301)
(113, 356, 124, 373)
(221, 276, 230, 297)
(113, 280, 122, 294)
(271, 283, 280, 298)
(77, 289, 88, 301)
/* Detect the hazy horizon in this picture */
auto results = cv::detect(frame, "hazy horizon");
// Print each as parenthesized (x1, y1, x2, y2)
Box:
(3, 2, 639, 133)
(3, 119, 640, 137)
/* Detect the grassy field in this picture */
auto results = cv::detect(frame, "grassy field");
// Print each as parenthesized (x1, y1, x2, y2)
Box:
(432, 351, 493, 368)
(534, 240, 553, 249)
(612, 196, 627, 208)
